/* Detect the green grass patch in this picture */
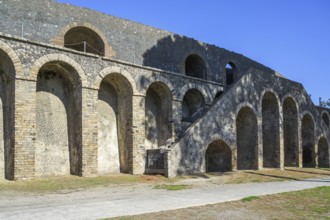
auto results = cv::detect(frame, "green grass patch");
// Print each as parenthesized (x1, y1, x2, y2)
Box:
(241, 196, 260, 202)
(153, 184, 191, 191)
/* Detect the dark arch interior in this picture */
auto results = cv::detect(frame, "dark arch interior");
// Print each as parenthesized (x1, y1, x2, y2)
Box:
(322, 113, 330, 127)
(36, 61, 82, 176)
(185, 54, 206, 79)
(318, 137, 329, 168)
(0, 49, 15, 180)
(226, 62, 237, 85)
(283, 97, 299, 167)
(262, 92, 280, 168)
(145, 82, 172, 149)
(64, 27, 105, 56)
(237, 106, 258, 170)
(301, 114, 315, 167)
(182, 89, 205, 123)
(205, 140, 231, 172)
(98, 73, 133, 173)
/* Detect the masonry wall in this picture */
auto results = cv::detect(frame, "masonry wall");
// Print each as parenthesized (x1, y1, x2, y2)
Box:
(167, 71, 330, 176)
(0, 0, 329, 179)
(0, 0, 274, 84)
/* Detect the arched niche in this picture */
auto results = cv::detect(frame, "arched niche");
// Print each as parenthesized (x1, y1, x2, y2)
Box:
(301, 114, 315, 167)
(182, 89, 205, 123)
(0, 49, 15, 180)
(145, 82, 172, 149)
(205, 140, 232, 172)
(35, 61, 82, 176)
(262, 92, 280, 168)
(64, 26, 105, 56)
(185, 54, 206, 79)
(318, 137, 329, 168)
(97, 73, 133, 174)
(236, 106, 258, 170)
(283, 97, 299, 167)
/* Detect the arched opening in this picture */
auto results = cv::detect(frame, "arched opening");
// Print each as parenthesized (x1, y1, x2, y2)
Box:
(98, 74, 133, 174)
(262, 92, 280, 168)
(182, 89, 205, 123)
(226, 62, 237, 85)
(283, 97, 299, 167)
(301, 114, 315, 167)
(145, 82, 172, 149)
(36, 61, 82, 176)
(185, 54, 206, 79)
(0, 49, 15, 180)
(318, 137, 329, 168)
(64, 27, 105, 56)
(237, 106, 258, 170)
(205, 140, 231, 172)
(322, 112, 329, 127)
(214, 91, 223, 103)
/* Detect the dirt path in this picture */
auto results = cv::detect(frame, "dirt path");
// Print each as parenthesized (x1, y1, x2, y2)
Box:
(0, 177, 329, 220)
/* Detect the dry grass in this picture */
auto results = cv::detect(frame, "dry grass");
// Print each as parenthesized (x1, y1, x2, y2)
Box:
(0, 174, 174, 192)
(109, 186, 330, 220)
(0, 168, 328, 193)
(204, 168, 330, 185)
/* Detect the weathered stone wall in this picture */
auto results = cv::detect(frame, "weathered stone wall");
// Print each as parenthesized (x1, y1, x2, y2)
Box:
(167, 71, 330, 176)
(0, 0, 328, 179)
(0, 0, 274, 84)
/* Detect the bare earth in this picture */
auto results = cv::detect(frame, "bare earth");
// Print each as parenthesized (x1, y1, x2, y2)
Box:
(0, 168, 329, 220)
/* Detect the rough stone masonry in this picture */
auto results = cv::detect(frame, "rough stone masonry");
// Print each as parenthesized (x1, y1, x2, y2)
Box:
(0, 0, 328, 180)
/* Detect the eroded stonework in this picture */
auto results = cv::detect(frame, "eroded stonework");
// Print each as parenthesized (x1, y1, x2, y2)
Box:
(0, 0, 329, 180)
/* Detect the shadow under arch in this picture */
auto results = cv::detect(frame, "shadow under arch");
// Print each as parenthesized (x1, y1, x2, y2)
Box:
(97, 72, 133, 174)
(0, 44, 18, 180)
(205, 139, 232, 172)
(51, 22, 115, 57)
(145, 81, 173, 149)
(35, 60, 83, 177)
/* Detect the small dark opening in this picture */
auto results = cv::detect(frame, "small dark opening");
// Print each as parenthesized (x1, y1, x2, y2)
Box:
(226, 62, 237, 85)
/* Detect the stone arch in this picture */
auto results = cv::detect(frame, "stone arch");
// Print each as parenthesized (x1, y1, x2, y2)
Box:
(226, 62, 237, 85)
(261, 91, 280, 168)
(205, 140, 232, 172)
(318, 137, 329, 168)
(178, 83, 210, 103)
(35, 60, 83, 177)
(321, 111, 330, 128)
(141, 74, 174, 97)
(236, 106, 258, 170)
(0, 43, 19, 180)
(95, 66, 138, 94)
(97, 72, 133, 174)
(0, 40, 23, 79)
(30, 54, 87, 86)
(185, 54, 207, 79)
(145, 81, 172, 149)
(301, 113, 315, 167)
(182, 89, 205, 123)
(283, 96, 299, 167)
(51, 22, 115, 57)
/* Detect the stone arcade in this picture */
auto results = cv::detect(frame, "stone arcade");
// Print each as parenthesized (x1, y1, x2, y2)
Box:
(0, 0, 329, 180)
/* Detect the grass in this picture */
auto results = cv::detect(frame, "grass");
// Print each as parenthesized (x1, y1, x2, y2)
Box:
(153, 184, 191, 191)
(205, 168, 330, 185)
(0, 168, 328, 193)
(241, 195, 260, 202)
(0, 174, 174, 193)
(109, 186, 330, 220)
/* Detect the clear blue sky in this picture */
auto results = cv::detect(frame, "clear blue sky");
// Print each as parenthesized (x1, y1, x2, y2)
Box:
(56, 0, 330, 104)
